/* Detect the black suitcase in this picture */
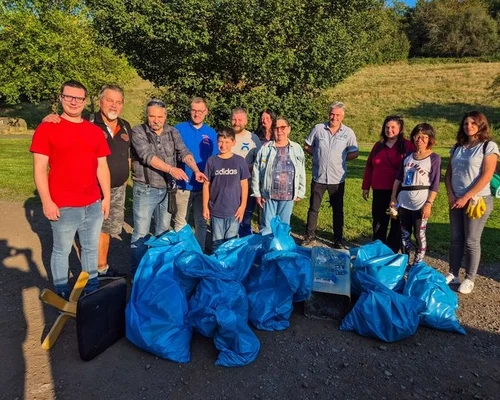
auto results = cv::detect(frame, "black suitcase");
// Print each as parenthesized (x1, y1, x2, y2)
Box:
(76, 278, 127, 361)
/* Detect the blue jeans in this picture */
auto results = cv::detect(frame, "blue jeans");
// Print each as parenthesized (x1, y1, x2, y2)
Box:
(50, 200, 103, 295)
(260, 199, 294, 235)
(130, 182, 171, 275)
(211, 216, 239, 252)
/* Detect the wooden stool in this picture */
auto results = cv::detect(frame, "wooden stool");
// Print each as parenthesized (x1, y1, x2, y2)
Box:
(39, 271, 89, 350)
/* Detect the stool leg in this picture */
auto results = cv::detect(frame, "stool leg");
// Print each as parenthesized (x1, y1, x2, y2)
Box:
(69, 271, 89, 303)
(41, 313, 72, 350)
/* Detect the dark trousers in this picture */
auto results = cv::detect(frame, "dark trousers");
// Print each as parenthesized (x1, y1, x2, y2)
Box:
(306, 181, 344, 241)
(372, 189, 402, 253)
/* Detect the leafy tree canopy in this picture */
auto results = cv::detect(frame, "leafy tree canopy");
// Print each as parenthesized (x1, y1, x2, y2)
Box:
(86, 0, 408, 133)
(0, 1, 135, 104)
(408, 0, 499, 57)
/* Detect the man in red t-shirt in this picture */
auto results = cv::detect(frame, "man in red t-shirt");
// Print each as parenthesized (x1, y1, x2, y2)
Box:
(30, 80, 111, 299)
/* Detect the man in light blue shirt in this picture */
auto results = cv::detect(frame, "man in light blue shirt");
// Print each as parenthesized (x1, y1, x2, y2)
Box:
(303, 102, 358, 249)
(174, 97, 218, 252)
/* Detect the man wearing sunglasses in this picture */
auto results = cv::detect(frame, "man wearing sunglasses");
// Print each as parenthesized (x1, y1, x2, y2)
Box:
(130, 99, 207, 276)
(173, 97, 218, 252)
(30, 80, 111, 299)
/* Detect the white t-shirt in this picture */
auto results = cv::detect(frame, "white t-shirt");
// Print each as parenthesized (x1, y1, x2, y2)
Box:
(397, 152, 441, 211)
(232, 130, 262, 165)
(450, 141, 500, 198)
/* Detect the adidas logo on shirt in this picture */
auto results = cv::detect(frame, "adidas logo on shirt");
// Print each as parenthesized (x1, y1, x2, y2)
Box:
(215, 168, 238, 175)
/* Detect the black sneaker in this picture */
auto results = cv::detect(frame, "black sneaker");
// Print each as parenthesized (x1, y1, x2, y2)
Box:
(302, 235, 316, 246)
(332, 240, 349, 250)
(98, 266, 126, 281)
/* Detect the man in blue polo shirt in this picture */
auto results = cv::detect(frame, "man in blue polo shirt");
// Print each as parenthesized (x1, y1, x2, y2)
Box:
(303, 102, 359, 249)
(174, 97, 218, 252)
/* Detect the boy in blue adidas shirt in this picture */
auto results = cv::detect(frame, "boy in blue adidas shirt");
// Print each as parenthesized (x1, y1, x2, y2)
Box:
(203, 128, 250, 251)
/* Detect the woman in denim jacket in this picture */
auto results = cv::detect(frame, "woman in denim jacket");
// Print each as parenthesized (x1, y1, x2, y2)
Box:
(252, 117, 306, 234)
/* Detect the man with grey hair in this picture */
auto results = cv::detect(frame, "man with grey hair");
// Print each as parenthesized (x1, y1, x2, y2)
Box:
(40, 84, 131, 280)
(303, 102, 359, 249)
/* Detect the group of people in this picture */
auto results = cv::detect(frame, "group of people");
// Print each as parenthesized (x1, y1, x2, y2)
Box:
(362, 112, 499, 294)
(30, 79, 498, 299)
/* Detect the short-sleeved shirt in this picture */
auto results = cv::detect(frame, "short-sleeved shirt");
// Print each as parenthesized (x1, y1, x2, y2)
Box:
(270, 146, 295, 201)
(204, 154, 250, 218)
(450, 141, 500, 198)
(396, 152, 441, 211)
(305, 123, 358, 184)
(92, 112, 132, 188)
(232, 130, 262, 165)
(174, 121, 218, 191)
(30, 118, 111, 207)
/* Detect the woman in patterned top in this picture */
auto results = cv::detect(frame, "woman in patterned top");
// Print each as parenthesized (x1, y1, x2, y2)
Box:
(252, 117, 306, 234)
(390, 123, 441, 268)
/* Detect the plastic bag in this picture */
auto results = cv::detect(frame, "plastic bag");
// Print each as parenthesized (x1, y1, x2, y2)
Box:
(267, 216, 297, 252)
(246, 251, 312, 331)
(340, 272, 425, 342)
(404, 263, 466, 335)
(177, 246, 261, 367)
(352, 241, 407, 294)
(126, 239, 192, 363)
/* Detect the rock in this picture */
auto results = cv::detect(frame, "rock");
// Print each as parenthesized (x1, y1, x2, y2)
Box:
(145, 364, 151, 370)
(379, 345, 387, 351)
(384, 371, 393, 377)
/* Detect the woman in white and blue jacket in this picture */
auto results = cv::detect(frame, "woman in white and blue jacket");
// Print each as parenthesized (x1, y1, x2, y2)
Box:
(252, 117, 306, 234)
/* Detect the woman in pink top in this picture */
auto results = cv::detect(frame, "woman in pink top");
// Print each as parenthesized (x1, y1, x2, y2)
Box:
(362, 116, 415, 253)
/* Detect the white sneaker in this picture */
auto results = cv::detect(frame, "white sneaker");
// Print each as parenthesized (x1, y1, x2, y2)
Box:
(458, 278, 475, 294)
(445, 273, 460, 285)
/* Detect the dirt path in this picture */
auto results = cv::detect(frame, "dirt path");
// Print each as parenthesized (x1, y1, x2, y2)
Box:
(1, 200, 499, 400)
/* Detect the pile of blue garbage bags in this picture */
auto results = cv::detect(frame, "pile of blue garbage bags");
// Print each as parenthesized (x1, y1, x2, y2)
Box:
(126, 218, 465, 367)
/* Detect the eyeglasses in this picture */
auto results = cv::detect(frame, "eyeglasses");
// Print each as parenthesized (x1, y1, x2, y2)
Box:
(274, 125, 288, 132)
(414, 135, 429, 141)
(147, 99, 166, 108)
(61, 94, 86, 104)
(191, 109, 206, 115)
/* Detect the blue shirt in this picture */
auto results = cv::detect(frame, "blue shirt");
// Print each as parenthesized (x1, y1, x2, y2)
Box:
(305, 123, 358, 184)
(205, 154, 250, 218)
(175, 121, 218, 191)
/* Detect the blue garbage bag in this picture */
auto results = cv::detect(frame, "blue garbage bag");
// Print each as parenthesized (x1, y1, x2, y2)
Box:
(246, 251, 312, 331)
(177, 246, 261, 367)
(340, 272, 425, 342)
(352, 240, 394, 268)
(266, 216, 297, 252)
(352, 242, 407, 294)
(404, 263, 466, 335)
(126, 236, 192, 362)
(148, 226, 203, 298)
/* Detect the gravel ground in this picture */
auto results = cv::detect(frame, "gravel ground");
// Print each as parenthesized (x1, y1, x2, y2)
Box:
(1, 200, 499, 400)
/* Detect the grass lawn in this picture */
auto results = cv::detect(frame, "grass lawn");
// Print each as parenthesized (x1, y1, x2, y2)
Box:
(2, 137, 498, 262)
(324, 61, 500, 146)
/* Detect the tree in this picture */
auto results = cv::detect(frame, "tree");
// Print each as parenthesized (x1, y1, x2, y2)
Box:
(86, 0, 408, 133)
(408, 0, 499, 57)
(0, 2, 135, 105)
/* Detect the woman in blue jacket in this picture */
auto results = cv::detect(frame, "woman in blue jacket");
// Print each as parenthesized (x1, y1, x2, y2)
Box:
(252, 117, 306, 234)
